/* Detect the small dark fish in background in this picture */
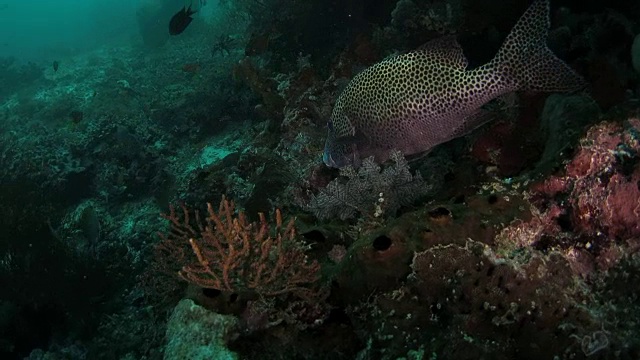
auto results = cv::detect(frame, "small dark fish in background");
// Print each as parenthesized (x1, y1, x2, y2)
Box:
(169, 4, 196, 35)
(52, 60, 59, 72)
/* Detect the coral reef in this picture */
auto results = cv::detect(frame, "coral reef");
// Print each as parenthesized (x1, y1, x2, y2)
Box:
(158, 196, 322, 300)
(506, 120, 640, 266)
(165, 299, 239, 360)
(306, 151, 428, 220)
(3, 0, 640, 359)
(408, 242, 595, 359)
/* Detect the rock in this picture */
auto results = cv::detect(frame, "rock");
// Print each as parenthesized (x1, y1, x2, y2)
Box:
(537, 94, 600, 168)
(165, 299, 239, 360)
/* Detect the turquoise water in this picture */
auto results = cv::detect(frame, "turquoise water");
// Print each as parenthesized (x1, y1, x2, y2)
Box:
(0, 1, 221, 61)
(0, 1, 138, 60)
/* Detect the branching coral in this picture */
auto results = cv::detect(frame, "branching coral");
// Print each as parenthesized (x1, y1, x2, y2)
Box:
(307, 150, 428, 220)
(158, 196, 321, 299)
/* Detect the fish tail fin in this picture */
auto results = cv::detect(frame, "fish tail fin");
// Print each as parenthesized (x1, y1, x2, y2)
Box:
(492, 0, 587, 92)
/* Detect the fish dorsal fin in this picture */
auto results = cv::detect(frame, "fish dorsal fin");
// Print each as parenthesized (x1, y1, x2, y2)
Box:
(415, 36, 468, 70)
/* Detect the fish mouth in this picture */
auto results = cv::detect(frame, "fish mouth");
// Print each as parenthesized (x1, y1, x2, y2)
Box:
(322, 150, 337, 168)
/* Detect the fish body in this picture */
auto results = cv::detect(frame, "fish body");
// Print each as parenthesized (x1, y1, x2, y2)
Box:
(52, 60, 59, 72)
(169, 5, 196, 35)
(323, 0, 586, 168)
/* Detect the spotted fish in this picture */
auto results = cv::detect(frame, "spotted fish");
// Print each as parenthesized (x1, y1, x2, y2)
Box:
(323, 0, 587, 168)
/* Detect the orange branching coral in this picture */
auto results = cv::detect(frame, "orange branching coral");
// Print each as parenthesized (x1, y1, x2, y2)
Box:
(159, 196, 320, 298)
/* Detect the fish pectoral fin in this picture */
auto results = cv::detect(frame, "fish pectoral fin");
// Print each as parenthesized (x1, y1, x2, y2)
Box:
(482, 93, 520, 121)
(334, 129, 369, 147)
(185, 0, 198, 14)
(452, 110, 496, 138)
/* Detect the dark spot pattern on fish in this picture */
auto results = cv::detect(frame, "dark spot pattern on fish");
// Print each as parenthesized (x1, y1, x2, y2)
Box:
(322, 0, 586, 168)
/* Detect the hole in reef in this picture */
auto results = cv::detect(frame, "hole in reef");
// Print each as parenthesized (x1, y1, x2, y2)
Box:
(563, 146, 575, 158)
(614, 145, 638, 176)
(444, 171, 455, 182)
(556, 212, 573, 232)
(486, 265, 495, 277)
(331, 280, 340, 289)
(428, 207, 451, 218)
(533, 235, 554, 251)
(325, 308, 351, 325)
(302, 229, 326, 243)
(487, 194, 498, 204)
(229, 293, 239, 303)
(202, 288, 222, 298)
(372, 235, 392, 251)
